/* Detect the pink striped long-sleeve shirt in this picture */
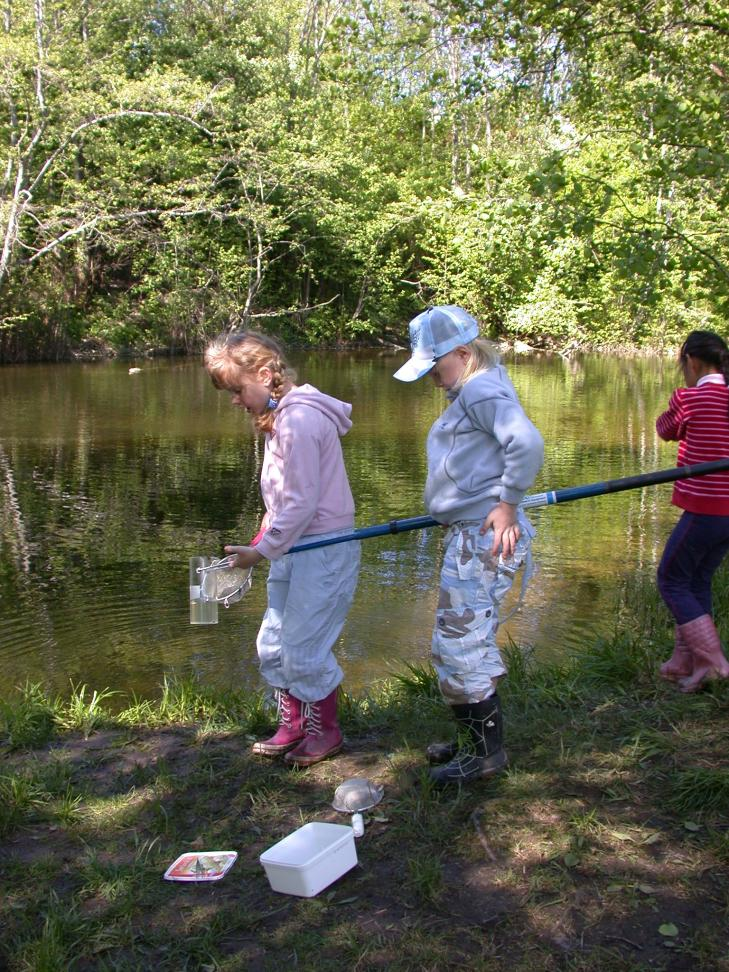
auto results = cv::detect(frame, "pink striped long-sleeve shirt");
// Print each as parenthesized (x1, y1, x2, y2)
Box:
(656, 374, 729, 515)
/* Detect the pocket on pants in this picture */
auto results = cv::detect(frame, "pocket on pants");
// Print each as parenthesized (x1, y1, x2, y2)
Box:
(454, 527, 498, 582)
(497, 536, 528, 577)
(495, 513, 534, 577)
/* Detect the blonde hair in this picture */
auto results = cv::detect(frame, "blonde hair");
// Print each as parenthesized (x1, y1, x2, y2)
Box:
(204, 330, 296, 434)
(456, 337, 501, 389)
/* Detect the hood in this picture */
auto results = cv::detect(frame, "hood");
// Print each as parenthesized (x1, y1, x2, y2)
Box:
(446, 363, 514, 402)
(276, 383, 352, 436)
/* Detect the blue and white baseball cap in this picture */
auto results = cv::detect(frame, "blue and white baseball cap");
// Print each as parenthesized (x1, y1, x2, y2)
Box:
(393, 305, 479, 382)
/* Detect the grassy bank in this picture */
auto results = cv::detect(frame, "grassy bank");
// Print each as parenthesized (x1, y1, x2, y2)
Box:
(2, 577, 729, 971)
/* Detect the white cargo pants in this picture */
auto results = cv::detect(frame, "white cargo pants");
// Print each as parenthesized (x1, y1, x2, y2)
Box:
(256, 530, 361, 703)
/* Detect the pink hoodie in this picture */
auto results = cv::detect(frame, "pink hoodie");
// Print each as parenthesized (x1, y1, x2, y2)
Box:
(254, 384, 356, 560)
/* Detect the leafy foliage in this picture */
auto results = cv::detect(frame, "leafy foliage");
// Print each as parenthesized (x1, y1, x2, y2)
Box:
(1, 0, 728, 359)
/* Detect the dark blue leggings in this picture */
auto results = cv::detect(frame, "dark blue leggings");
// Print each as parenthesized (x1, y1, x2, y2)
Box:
(657, 511, 729, 625)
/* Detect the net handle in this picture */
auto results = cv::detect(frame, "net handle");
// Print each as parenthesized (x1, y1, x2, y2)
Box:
(288, 458, 729, 553)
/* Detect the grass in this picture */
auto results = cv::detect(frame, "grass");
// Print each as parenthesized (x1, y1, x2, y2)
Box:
(0, 773, 45, 836)
(669, 767, 729, 815)
(406, 851, 444, 903)
(0, 680, 58, 748)
(1, 571, 729, 970)
(58, 684, 119, 737)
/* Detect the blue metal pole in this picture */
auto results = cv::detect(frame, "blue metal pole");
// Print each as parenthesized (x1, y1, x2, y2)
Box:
(521, 457, 729, 508)
(288, 458, 729, 553)
(289, 514, 439, 552)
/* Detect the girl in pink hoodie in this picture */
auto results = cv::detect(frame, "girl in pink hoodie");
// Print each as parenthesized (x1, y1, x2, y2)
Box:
(204, 331, 360, 766)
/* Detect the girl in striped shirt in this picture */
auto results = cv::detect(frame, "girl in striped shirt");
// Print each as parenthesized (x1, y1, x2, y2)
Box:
(656, 330, 729, 692)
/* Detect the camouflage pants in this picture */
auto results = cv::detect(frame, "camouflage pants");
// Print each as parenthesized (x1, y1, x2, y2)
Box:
(432, 516, 534, 705)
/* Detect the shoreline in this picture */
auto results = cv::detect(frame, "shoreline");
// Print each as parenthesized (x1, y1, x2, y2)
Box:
(70, 341, 685, 363)
(0, 336, 684, 366)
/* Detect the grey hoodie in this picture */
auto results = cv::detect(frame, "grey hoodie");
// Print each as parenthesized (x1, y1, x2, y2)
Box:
(424, 365, 544, 524)
(255, 384, 355, 560)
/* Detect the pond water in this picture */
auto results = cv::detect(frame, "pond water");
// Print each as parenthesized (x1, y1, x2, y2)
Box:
(0, 350, 683, 701)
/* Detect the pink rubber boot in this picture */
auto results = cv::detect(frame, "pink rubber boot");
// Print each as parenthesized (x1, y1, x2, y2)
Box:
(659, 626, 692, 682)
(284, 688, 343, 767)
(251, 690, 306, 755)
(677, 615, 729, 694)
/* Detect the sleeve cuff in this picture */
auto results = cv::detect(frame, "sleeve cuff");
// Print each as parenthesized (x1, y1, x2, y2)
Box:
(252, 539, 274, 560)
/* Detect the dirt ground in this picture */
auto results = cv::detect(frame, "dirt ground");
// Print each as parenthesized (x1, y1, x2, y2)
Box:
(3, 707, 729, 971)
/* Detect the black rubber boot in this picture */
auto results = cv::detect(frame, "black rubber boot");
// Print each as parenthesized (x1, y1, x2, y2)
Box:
(428, 693, 508, 786)
(426, 692, 506, 765)
(426, 739, 459, 765)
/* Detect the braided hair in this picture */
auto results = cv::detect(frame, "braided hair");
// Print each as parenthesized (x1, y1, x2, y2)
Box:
(680, 330, 729, 385)
(204, 330, 296, 434)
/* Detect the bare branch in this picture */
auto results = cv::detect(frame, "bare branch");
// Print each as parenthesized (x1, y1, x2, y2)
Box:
(26, 0, 47, 158)
(245, 293, 340, 318)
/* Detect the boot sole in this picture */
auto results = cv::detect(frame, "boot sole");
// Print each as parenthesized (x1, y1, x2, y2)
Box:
(480, 755, 509, 778)
(251, 738, 305, 756)
(659, 667, 692, 682)
(284, 742, 343, 767)
(429, 753, 508, 786)
(678, 667, 729, 693)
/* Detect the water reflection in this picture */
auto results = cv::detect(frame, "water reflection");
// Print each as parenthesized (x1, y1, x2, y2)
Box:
(0, 352, 681, 699)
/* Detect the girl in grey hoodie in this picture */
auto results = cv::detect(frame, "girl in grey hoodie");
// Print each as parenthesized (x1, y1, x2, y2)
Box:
(205, 331, 360, 767)
(394, 306, 544, 785)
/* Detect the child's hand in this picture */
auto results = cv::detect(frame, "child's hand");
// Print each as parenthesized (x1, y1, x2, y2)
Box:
(224, 545, 265, 569)
(480, 502, 520, 557)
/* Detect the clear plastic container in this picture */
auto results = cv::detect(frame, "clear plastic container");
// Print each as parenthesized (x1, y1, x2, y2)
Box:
(189, 557, 219, 625)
